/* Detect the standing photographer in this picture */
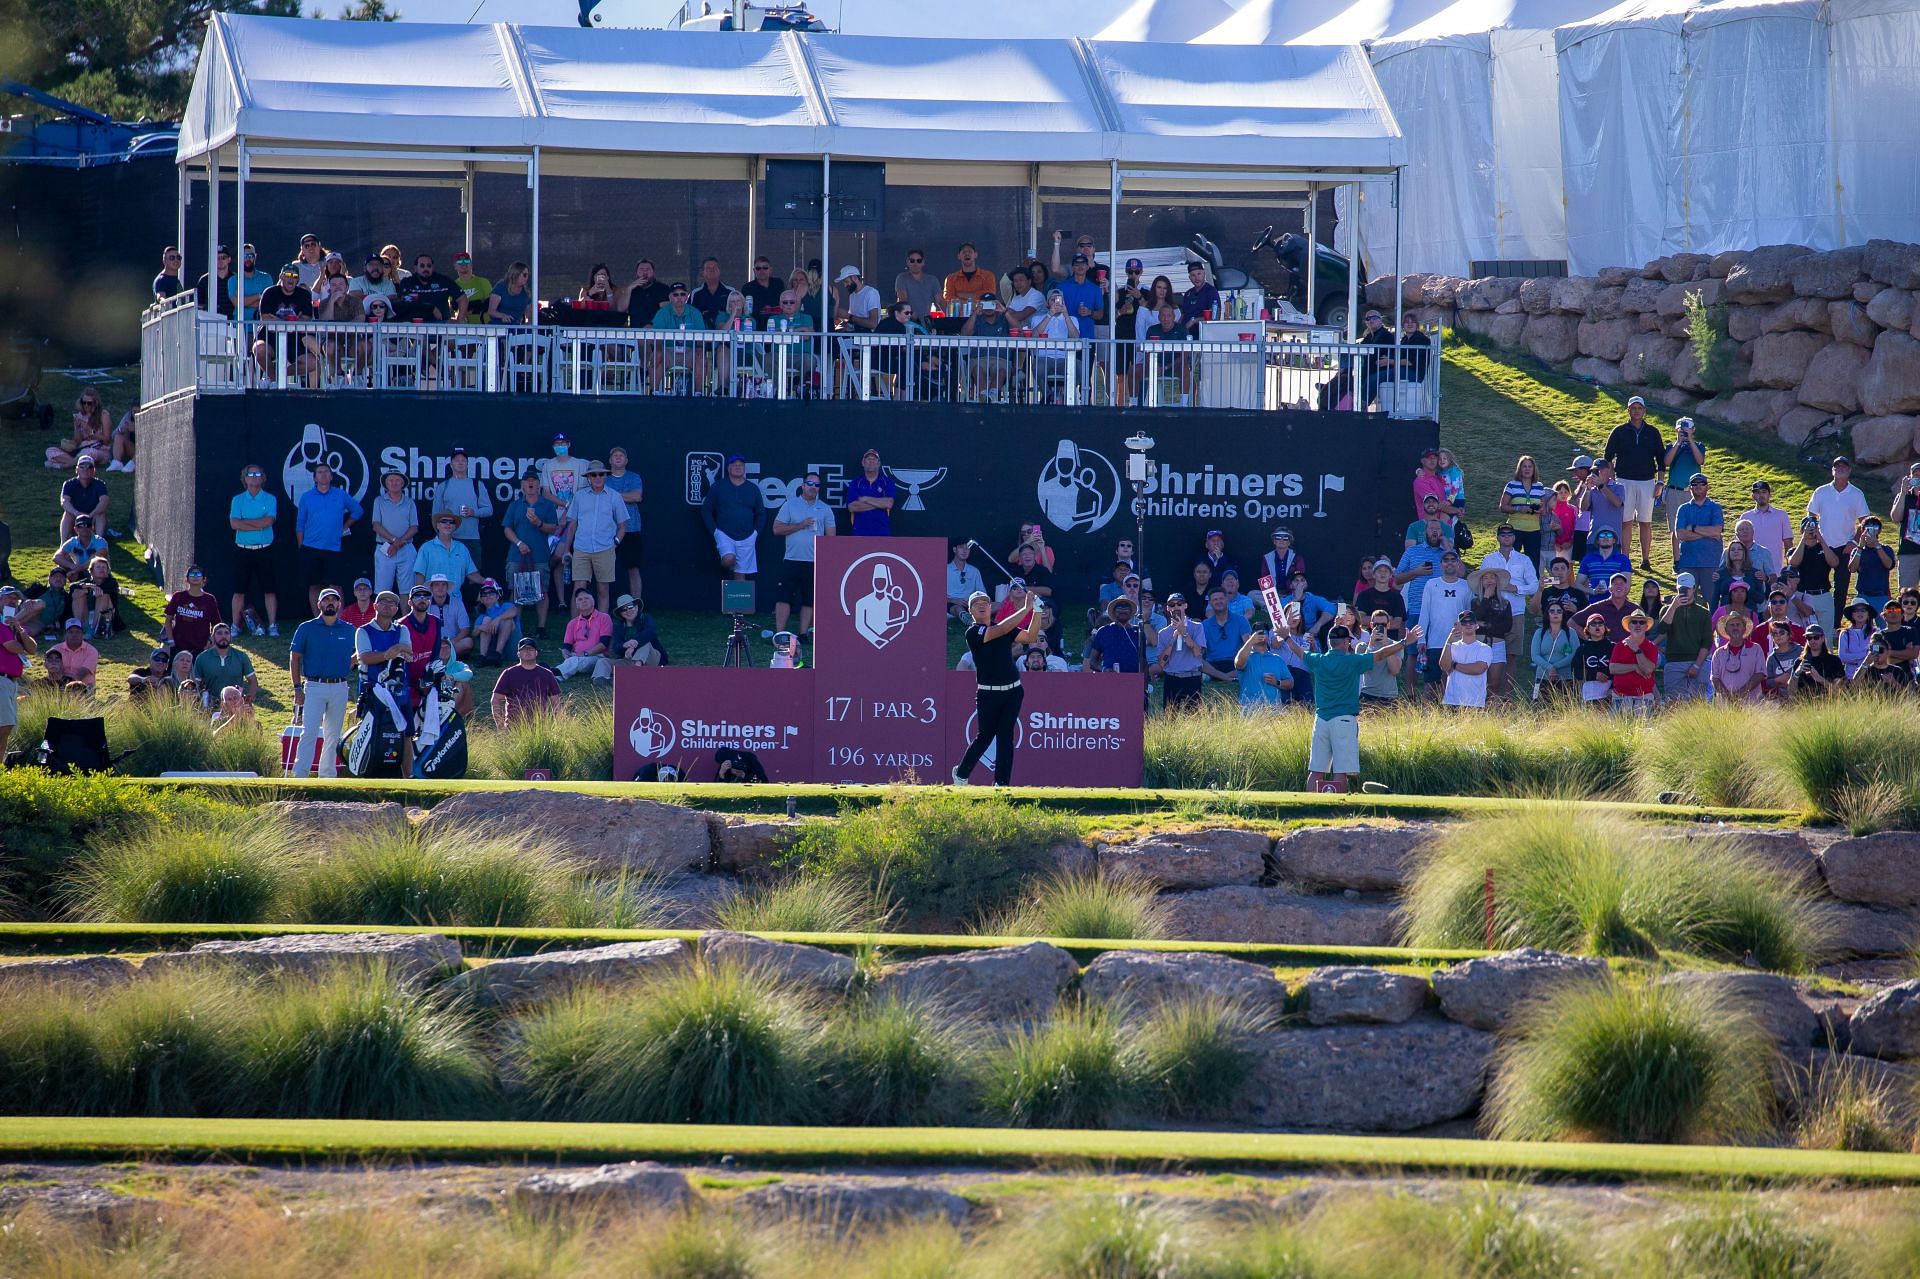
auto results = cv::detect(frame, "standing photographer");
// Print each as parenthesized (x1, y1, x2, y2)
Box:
(1787, 516, 1841, 635)
(1890, 461, 1920, 594)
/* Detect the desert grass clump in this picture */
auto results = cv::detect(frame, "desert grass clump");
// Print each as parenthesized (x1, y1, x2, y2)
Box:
(63, 808, 300, 923)
(1788, 1057, 1913, 1153)
(293, 823, 578, 928)
(1144, 699, 1306, 790)
(110, 694, 265, 777)
(980, 1001, 1131, 1129)
(1128, 995, 1266, 1120)
(1484, 979, 1774, 1145)
(821, 997, 968, 1126)
(0, 768, 228, 914)
(1402, 803, 1831, 970)
(984, 869, 1170, 941)
(510, 961, 822, 1125)
(1773, 693, 1920, 822)
(1022, 1194, 1191, 1279)
(788, 789, 1079, 923)
(1647, 1199, 1838, 1279)
(229, 962, 493, 1120)
(713, 874, 894, 935)
(1297, 1188, 1572, 1279)
(471, 693, 615, 781)
(1636, 699, 1778, 808)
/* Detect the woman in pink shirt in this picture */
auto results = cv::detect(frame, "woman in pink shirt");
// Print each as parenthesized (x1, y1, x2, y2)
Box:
(1413, 446, 1452, 521)
(1709, 611, 1765, 700)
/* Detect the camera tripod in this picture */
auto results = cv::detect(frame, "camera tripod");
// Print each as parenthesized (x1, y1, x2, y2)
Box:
(722, 613, 754, 667)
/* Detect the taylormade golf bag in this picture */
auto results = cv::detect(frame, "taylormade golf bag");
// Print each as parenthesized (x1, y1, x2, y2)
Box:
(412, 660, 469, 780)
(345, 659, 410, 778)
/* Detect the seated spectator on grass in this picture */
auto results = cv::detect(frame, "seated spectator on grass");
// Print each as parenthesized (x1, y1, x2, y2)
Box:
(60, 456, 110, 543)
(22, 567, 71, 638)
(1854, 633, 1912, 689)
(1710, 611, 1765, 702)
(492, 636, 562, 725)
(126, 649, 172, 703)
(1794, 624, 1844, 693)
(470, 581, 520, 666)
(426, 575, 473, 655)
(191, 622, 257, 706)
(611, 593, 664, 667)
(70, 556, 122, 639)
(212, 685, 255, 732)
(47, 393, 113, 472)
(163, 565, 223, 656)
(557, 588, 612, 682)
(1836, 599, 1878, 679)
(36, 645, 65, 691)
(55, 515, 109, 577)
(54, 619, 98, 690)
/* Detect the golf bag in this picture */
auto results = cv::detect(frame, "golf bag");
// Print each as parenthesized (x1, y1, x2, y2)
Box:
(345, 662, 410, 778)
(411, 661, 469, 780)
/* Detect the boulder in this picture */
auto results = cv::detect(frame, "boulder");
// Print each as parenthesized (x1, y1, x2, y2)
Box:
(1596, 265, 1640, 288)
(1848, 980, 1920, 1059)
(1270, 823, 1432, 894)
(1829, 301, 1881, 348)
(1851, 415, 1919, 466)
(1861, 332, 1920, 417)
(511, 1162, 695, 1215)
(1571, 357, 1624, 384)
(262, 799, 409, 841)
(1659, 252, 1712, 283)
(1726, 304, 1768, 342)
(1864, 239, 1920, 290)
(1300, 966, 1429, 1025)
(1658, 971, 1819, 1047)
(1097, 827, 1268, 891)
(1666, 342, 1712, 394)
(736, 1178, 971, 1229)
(1820, 832, 1920, 906)
(1723, 244, 1815, 304)
(652, 872, 742, 927)
(1657, 279, 1723, 318)
(0, 1184, 161, 1233)
(1777, 405, 1833, 446)
(1693, 827, 1820, 887)
(1431, 948, 1611, 1032)
(1586, 285, 1629, 320)
(1548, 276, 1597, 314)
(1788, 246, 1866, 299)
(711, 819, 806, 880)
(1760, 297, 1831, 334)
(0, 955, 137, 992)
(1708, 248, 1746, 279)
(1517, 277, 1557, 315)
(1157, 886, 1402, 947)
(1858, 281, 1884, 303)
(1523, 314, 1581, 365)
(1823, 903, 1920, 958)
(1620, 332, 1683, 384)
(1797, 341, 1872, 412)
(1867, 288, 1916, 332)
(444, 938, 690, 1007)
(872, 941, 1076, 1027)
(1079, 949, 1290, 1021)
(1577, 317, 1633, 362)
(142, 931, 462, 985)
(1236, 1018, 1494, 1131)
(1422, 275, 1464, 308)
(1774, 1048, 1920, 1115)
(701, 930, 856, 992)
(1747, 330, 1828, 388)
(1619, 276, 1669, 314)
(418, 789, 712, 876)
(1458, 277, 1520, 310)
(1484, 311, 1528, 348)
(1702, 389, 1793, 429)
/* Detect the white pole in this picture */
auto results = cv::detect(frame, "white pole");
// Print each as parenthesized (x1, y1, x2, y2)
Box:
(1029, 163, 1041, 260)
(1392, 173, 1404, 349)
(1107, 160, 1119, 403)
(1305, 183, 1317, 327)
(747, 157, 759, 271)
(463, 162, 476, 259)
(176, 164, 189, 284)
(821, 153, 832, 400)
(529, 148, 542, 321)
(235, 140, 247, 333)
(207, 153, 220, 316)
(1345, 183, 1359, 342)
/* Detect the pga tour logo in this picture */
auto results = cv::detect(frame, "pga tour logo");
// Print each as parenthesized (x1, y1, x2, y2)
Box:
(839, 552, 923, 651)
(283, 422, 371, 506)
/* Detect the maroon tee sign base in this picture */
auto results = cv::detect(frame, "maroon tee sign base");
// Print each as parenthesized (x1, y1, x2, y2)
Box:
(613, 537, 1143, 786)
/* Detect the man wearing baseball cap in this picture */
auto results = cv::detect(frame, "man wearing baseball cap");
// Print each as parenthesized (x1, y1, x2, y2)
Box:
(492, 636, 561, 727)
(231, 243, 273, 323)
(538, 431, 582, 508)
(701, 453, 763, 581)
(1275, 608, 1421, 792)
(1738, 477, 1794, 573)
(772, 472, 834, 638)
(1149, 591, 1207, 711)
(1808, 455, 1870, 606)
(288, 587, 356, 778)
(845, 448, 896, 537)
(451, 251, 491, 323)
(1602, 394, 1666, 572)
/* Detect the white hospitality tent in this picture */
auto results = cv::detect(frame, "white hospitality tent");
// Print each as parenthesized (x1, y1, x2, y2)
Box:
(175, 12, 1407, 340)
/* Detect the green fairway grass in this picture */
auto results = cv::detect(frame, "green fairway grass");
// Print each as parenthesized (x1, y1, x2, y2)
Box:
(0, 920, 1486, 966)
(5, 1115, 1919, 1184)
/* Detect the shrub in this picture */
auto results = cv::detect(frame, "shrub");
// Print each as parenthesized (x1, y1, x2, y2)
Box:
(1484, 979, 1775, 1144)
(713, 874, 894, 935)
(63, 808, 300, 923)
(1023, 1195, 1189, 1279)
(1402, 804, 1831, 970)
(0, 769, 226, 915)
(510, 961, 822, 1125)
(984, 870, 1169, 941)
(112, 696, 277, 778)
(1635, 700, 1777, 808)
(553, 866, 677, 930)
(1685, 291, 1736, 394)
(1298, 1189, 1571, 1279)
(787, 789, 1079, 924)
(821, 998, 968, 1126)
(1651, 1200, 1838, 1279)
(980, 1002, 1131, 1129)
(1128, 995, 1265, 1121)
(1788, 1058, 1912, 1153)
(293, 823, 578, 928)
(621, 1212, 759, 1279)
(471, 693, 615, 781)
(205, 720, 283, 776)
(230, 963, 493, 1120)
(1773, 695, 1920, 822)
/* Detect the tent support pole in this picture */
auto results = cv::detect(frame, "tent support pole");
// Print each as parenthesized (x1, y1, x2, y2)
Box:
(1305, 183, 1317, 326)
(821, 153, 832, 400)
(235, 140, 247, 332)
(1345, 183, 1359, 342)
(1392, 171, 1404, 347)
(529, 147, 541, 323)
(1108, 160, 1119, 403)
(207, 152, 220, 318)
(1030, 163, 1041, 258)
(747, 156, 759, 268)
(462, 162, 476, 258)
(176, 165, 189, 284)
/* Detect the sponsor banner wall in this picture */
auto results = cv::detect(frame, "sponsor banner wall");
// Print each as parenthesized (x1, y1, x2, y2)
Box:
(813, 537, 948, 783)
(612, 668, 816, 782)
(945, 671, 1144, 788)
(163, 395, 1432, 609)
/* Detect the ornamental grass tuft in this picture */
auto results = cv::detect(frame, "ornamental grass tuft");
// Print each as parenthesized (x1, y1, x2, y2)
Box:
(979, 1001, 1132, 1129)
(292, 822, 579, 928)
(820, 997, 969, 1126)
(1127, 994, 1267, 1121)
(471, 692, 615, 781)
(713, 873, 894, 935)
(63, 808, 301, 924)
(983, 869, 1169, 942)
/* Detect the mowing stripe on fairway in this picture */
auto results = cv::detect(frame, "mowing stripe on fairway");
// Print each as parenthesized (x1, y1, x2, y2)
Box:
(5, 1117, 1918, 1184)
(0, 922, 1486, 967)
(139, 775, 1794, 823)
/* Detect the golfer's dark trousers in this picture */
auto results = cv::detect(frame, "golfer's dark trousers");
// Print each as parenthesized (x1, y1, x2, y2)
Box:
(959, 684, 1024, 786)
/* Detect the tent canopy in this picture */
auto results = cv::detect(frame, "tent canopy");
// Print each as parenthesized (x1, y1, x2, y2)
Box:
(179, 12, 1404, 177)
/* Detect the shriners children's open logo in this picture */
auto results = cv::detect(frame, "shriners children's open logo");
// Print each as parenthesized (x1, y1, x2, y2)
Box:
(628, 707, 676, 759)
(839, 552, 923, 650)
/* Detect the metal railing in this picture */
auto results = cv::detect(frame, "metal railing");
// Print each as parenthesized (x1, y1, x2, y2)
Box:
(144, 310, 1442, 418)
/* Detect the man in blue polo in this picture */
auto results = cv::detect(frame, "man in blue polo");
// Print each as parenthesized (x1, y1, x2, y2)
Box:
(294, 461, 361, 617)
(845, 448, 896, 537)
(1199, 587, 1251, 687)
(288, 586, 357, 778)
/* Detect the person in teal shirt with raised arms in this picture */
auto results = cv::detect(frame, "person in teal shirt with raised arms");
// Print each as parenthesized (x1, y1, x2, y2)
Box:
(1275, 606, 1421, 793)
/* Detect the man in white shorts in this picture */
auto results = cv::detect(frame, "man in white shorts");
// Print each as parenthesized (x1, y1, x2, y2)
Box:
(1274, 609, 1421, 793)
(700, 453, 764, 581)
(1602, 395, 1667, 572)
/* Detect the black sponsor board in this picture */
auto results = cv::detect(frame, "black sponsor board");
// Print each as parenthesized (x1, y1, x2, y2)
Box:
(142, 393, 1434, 611)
